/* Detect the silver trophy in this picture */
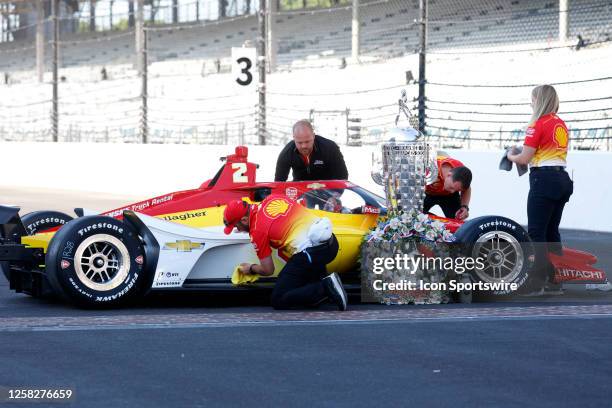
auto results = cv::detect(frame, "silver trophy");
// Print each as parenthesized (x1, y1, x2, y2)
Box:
(372, 91, 438, 215)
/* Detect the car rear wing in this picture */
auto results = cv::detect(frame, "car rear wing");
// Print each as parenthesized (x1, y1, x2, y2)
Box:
(0, 205, 27, 244)
(0, 205, 42, 264)
(0, 206, 46, 295)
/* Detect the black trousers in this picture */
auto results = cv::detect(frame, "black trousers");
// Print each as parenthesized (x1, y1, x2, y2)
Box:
(423, 192, 461, 218)
(271, 235, 339, 310)
(527, 168, 573, 285)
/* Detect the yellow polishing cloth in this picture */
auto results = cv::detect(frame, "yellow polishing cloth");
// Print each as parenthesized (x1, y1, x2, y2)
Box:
(231, 265, 260, 285)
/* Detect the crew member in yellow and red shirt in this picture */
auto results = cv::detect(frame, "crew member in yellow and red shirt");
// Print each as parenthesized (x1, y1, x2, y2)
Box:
(507, 84, 573, 293)
(423, 154, 473, 220)
(222, 195, 348, 310)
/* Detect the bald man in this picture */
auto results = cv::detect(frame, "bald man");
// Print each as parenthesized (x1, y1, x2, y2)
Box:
(274, 120, 349, 182)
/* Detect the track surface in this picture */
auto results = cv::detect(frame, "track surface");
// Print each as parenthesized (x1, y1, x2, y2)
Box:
(1, 188, 611, 407)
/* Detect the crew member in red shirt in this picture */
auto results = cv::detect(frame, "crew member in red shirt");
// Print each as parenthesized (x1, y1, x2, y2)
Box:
(222, 196, 348, 310)
(507, 84, 573, 293)
(423, 154, 473, 220)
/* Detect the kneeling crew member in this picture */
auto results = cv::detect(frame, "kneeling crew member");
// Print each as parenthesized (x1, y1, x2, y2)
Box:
(424, 154, 473, 220)
(223, 196, 348, 311)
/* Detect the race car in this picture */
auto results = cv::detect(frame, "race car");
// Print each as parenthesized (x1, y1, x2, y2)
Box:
(0, 146, 606, 307)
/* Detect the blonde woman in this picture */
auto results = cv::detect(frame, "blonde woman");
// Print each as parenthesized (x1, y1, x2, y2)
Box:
(507, 85, 574, 292)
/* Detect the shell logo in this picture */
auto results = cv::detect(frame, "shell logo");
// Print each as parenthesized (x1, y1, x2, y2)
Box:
(554, 125, 568, 148)
(264, 199, 290, 218)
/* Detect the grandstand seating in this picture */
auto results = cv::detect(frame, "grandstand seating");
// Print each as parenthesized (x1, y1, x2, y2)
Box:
(1, 0, 611, 73)
(0, 0, 610, 149)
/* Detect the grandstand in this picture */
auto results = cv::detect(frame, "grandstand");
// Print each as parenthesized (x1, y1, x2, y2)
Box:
(0, 0, 611, 148)
(2, 0, 612, 72)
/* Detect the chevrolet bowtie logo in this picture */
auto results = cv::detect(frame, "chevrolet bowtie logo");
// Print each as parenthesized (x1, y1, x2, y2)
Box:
(307, 183, 326, 189)
(163, 240, 205, 252)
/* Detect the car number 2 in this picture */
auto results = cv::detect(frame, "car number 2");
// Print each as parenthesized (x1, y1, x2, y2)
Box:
(232, 163, 248, 183)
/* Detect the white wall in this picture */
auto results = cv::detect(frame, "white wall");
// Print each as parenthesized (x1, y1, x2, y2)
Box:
(0, 142, 610, 232)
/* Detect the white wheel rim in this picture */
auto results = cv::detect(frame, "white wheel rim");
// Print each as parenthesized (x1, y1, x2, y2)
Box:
(73, 234, 130, 291)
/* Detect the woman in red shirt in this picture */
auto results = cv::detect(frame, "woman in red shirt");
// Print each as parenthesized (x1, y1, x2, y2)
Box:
(507, 85, 574, 293)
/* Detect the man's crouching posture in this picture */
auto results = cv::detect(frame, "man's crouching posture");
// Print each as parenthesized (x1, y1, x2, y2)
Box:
(424, 153, 473, 220)
(223, 195, 348, 311)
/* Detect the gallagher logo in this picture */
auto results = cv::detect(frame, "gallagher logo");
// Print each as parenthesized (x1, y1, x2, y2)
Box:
(264, 199, 291, 219)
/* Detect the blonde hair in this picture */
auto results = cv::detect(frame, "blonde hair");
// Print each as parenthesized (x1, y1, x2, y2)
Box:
(529, 85, 559, 126)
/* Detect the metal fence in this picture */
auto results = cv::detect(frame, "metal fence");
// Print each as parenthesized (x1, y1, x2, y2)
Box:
(0, 0, 611, 149)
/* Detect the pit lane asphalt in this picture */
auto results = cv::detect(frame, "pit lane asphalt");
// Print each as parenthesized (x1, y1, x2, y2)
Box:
(1, 188, 612, 407)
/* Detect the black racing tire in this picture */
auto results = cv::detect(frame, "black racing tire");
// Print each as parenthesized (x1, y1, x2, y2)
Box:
(21, 211, 74, 235)
(454, 216, 536, 296)
(1, 211, 74, 288)
(45, 215, 147, 308)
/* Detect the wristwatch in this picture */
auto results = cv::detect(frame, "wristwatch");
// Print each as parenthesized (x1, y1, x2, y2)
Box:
(460, 205, 469, 211)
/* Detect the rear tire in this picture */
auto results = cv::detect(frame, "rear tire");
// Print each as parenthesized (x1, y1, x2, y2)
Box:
(454, 216, 536, 296)
(46, 216, 147, 307)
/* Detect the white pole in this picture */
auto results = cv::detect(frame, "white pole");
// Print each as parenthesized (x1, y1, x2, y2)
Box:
(36, 0, 45, 82)
(351, 0, 359, 61)
(559, 0, 569, 43)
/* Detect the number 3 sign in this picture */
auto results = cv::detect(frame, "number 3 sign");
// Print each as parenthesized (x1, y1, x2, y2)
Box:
(231, 47, 257, 87)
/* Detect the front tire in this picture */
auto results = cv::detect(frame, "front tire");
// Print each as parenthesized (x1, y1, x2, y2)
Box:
(46, 216, 147, 307)
(21, 210, 73, 235)
(455, 216, 535, 296)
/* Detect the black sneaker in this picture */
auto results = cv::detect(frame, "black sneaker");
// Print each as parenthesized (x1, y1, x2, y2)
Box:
(322, 272, 347, 311)
(543, 281, 564, 295)
(518, 287, 545, 297)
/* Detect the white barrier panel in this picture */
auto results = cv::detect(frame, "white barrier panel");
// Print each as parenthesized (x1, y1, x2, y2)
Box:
(0, 142, 610, 232)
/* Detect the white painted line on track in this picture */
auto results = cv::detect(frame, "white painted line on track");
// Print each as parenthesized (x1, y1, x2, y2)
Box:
(2, 312, 612, 332)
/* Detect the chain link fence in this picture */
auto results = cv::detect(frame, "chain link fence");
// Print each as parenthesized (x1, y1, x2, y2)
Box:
(0, 0, 611, 149)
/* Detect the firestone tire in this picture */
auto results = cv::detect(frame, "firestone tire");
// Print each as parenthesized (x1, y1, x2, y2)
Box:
(454, 216, 536, 296)
(45, 215, 147, 308)
(21, 211, 74, 235)
(1, 210, 73, 288)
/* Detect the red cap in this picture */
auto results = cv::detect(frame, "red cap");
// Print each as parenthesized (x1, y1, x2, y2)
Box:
(223, 200, 249, 234)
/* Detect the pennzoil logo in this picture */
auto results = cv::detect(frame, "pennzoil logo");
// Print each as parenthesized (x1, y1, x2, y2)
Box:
(285, 187, 298, 200)
(264, 199, 291, 219)
(163, 240, 205, 252)
(554, 125, 568, 148)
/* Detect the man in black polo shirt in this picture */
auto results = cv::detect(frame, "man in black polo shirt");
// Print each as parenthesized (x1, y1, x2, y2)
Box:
(274, 120, 349, 182)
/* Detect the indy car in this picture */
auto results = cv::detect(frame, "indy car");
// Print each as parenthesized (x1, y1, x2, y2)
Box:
(0, 146, 606, 307)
